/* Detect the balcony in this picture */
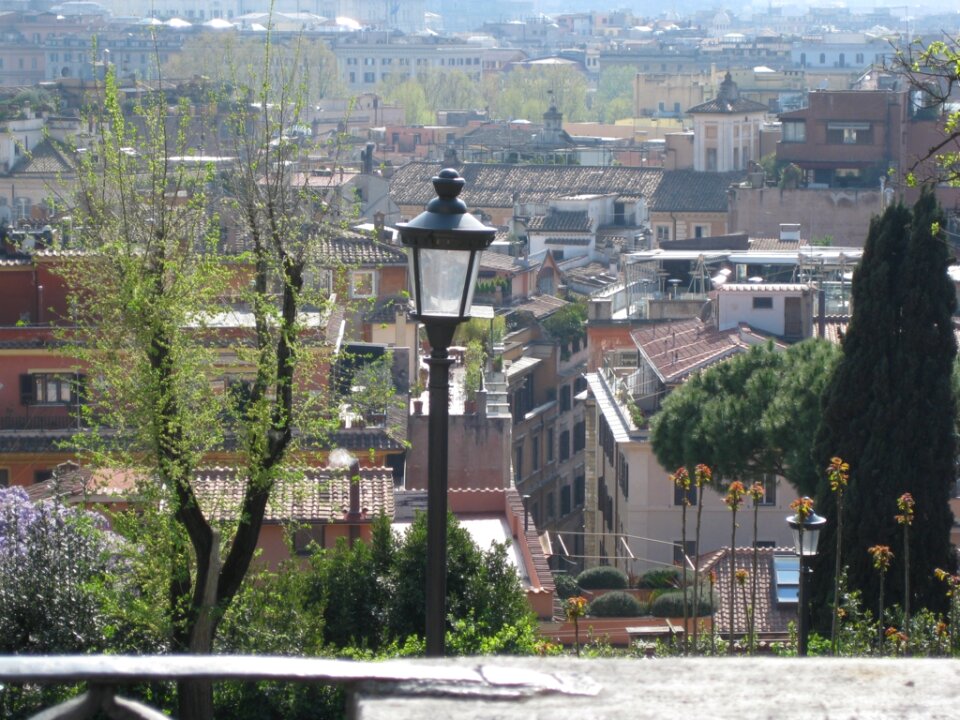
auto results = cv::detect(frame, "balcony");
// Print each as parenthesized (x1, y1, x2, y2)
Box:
(0, 411, 83, 431)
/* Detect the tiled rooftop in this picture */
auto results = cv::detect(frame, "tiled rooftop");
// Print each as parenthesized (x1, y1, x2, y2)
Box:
(631, 318, 750, 384)
(15, 138, 75, 175)
(528, 210, 591, 233)
(390, 162, 663, 210)
(480, 250, 529, 273)
(648, 169, 745, 213)
(194, 466, 396, 523)
(509, 294, 568, 319)
(315, 231, 407, 267)
(701, 546, 799, 637)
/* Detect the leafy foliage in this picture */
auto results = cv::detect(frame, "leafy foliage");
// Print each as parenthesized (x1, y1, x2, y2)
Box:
(554, 572, 582, 599)
(587, 591, 647, 617)
(484, 65, 589, 122)
(651, 339, 840, 495)
(636, 567, 682, 589)
(541, 300, 587, 358)
(576, 565, 629, 589)
(651, 589, 713, 618)
(0, 487, 119, 654)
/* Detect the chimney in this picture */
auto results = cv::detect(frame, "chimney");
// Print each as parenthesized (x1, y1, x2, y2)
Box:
(818, 287, 827, 339)
(347, 459, 362, 520)
(779, 223, 801, 242)
(362, 142, 375, 174)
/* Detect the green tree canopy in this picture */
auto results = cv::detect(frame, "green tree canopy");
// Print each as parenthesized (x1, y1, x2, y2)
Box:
(651, 339, 840, 493)
(484, 66, 589, 122)
(591, 65, 635, 123)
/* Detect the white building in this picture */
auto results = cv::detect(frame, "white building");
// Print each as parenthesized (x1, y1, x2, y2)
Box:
(687, 73, 768, 172)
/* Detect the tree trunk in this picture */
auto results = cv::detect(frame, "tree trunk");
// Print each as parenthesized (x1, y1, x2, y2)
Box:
(178, 531, 221, 720)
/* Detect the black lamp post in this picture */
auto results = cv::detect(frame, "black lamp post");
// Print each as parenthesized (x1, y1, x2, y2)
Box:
(786, 501, 826, 656)
(398, 168, 495, 657)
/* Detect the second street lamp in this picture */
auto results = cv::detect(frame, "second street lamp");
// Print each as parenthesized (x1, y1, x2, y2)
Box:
(786, 500, 826, 657)
(398, 168, 495, 657)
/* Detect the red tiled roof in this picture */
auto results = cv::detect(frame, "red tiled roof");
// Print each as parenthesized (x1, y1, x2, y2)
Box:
(315, 231, 407, 267)
(631, 318, 748, 384)
(193, 466, 395, 523)
(700, 546, 798, 638)
(510, 294, 568, 319)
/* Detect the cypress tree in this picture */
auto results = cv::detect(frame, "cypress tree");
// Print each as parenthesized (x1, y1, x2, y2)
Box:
(814, 188, 957, 620)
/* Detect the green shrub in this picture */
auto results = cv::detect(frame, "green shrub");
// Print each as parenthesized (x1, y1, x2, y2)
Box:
(587, 591, 647, 617)
(554, 573, 581, 599)
(650, 590, 712, 618)
(636, 567, 682, 589)
(576, 566, 628, 590)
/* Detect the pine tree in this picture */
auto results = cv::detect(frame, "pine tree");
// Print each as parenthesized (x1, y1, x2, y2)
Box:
(814, 188, 957, 620)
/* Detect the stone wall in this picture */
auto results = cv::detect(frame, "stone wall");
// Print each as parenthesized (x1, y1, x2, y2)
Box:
(729, 185, 885, 246)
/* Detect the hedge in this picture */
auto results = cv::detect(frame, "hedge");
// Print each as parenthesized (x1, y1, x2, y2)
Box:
(576, 566, 629, 590)
(636, 567, 682, 589)
(587, 591, 648, 617)
(650, 590, 712, 618)
(554, 573, 581, 599)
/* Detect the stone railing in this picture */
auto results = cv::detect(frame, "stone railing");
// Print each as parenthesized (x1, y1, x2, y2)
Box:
(2, 655, 957, 719)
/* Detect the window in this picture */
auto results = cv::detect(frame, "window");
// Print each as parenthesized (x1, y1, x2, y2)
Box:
(782, 121, 806, 143)
(546, 491, 555, 519)
(758, 474, 777, 505)
(560, 485, 571, 515)
(774, 554, 800, 604)
(21, 373, 84, 405)
(547, 428, 555, 463)
(559, 430, 570, 462)
(293, 525, 324, 556)
(826, 122, 872, 145)
(532, 435, 540, 471)
(674, 481, 697, 506)
(574, 475, 585, 506)
(573, 421, 586, 452)
(560, 385, 571, 412)
(694, 225, 705, 238)
(706, 148, 718, 171)
(0, 469, 8, 487)
(363, 72, 375, 83)
(514, 445, 523, 483)
(349, 270, 375, 298)
(673, 540, 697, 566)
(819, 53, 825, 64)
(655, 225, 670, 242)
(752, 296, 773, 310)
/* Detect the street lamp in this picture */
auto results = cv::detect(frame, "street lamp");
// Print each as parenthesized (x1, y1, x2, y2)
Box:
(786, 501, 826, 656)
(398, 168, 495, 657)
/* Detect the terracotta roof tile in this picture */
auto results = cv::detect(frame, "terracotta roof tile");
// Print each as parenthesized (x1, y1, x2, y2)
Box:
(747, 236, 806, 252)
(480, 250, 529, 273)
(509, 294, 568, 319)
(315, 231, 407, 267)
(16, 139, 75, 175)
(701, 546, 798, 638)
(631, 318, 747, 384)
(390, 162, 663, 210)
(528, 210, 591, 232)
(194, 466, 395, 523)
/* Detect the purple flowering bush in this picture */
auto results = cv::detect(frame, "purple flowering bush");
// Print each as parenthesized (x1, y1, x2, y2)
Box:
(0, 487, 119, 654)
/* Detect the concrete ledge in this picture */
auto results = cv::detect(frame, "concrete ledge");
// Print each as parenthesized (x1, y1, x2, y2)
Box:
(356, 657, 960, 719)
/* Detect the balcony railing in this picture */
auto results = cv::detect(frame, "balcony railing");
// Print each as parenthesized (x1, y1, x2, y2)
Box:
(0, 654, 948, 719)
(0, 655, 595, 720)
(0, 412, 83, 431)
